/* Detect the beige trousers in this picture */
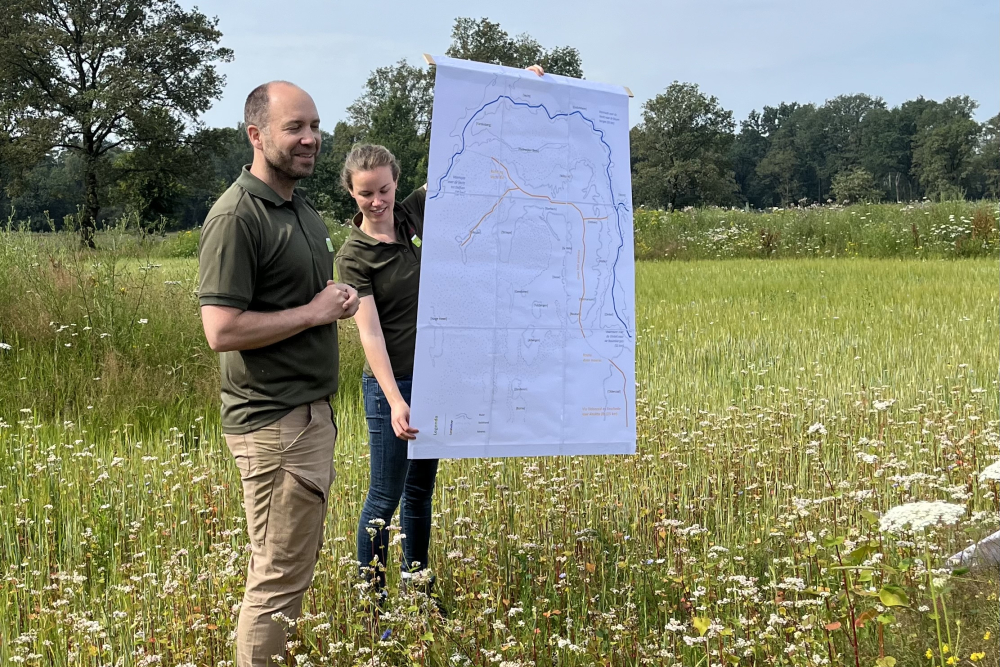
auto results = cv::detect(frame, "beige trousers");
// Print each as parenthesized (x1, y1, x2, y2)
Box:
(224, 399, 337, 667)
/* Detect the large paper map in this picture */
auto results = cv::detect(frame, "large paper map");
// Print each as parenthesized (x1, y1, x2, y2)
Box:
(409, 56, 635, 459)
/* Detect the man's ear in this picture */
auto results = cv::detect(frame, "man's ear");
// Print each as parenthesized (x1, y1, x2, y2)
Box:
(247, 124, 264, 151)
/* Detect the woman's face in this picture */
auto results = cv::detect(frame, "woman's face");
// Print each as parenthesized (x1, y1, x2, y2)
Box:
(350, 166, 397, 225)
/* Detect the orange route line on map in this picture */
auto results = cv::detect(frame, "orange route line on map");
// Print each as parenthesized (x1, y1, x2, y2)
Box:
(458, 157, 629, 428)
(460, 158, 607, 337)
(459, 158, 605, 247)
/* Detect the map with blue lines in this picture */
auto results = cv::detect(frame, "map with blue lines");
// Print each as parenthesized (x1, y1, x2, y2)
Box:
(409, 56, 636, 459)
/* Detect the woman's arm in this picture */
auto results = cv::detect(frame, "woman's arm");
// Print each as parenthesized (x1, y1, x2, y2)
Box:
(354, 295, 419, 440)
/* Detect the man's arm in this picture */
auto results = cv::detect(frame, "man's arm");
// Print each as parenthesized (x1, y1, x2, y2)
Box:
(201, 281, 358, 352)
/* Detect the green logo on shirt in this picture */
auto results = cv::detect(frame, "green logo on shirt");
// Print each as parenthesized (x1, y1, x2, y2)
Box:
(411, 234, 422, 248)
(325, 237, 334, 252)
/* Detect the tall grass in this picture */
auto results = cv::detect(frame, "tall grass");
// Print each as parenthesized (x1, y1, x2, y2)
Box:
(155, 200, 1000, 262)
(0, 224, 365, 428)
(634, 200, 999, 260)
(0, 225, 997, 666)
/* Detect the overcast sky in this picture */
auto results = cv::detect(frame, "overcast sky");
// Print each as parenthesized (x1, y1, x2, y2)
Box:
(182, 0, 999, 130)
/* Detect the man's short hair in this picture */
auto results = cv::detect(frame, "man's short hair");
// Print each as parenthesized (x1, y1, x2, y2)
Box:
(244, 81, 296, 130)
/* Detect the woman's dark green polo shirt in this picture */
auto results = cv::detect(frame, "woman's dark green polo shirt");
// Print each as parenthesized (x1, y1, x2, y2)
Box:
(335, 187, 425, 378)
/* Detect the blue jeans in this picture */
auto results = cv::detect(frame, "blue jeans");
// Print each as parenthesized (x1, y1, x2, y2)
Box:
(357, 375, 439, 589)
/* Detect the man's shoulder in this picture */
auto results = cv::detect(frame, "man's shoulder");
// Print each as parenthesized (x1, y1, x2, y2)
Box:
(200, 183, 263, 253)
(206, 180, 255, 222)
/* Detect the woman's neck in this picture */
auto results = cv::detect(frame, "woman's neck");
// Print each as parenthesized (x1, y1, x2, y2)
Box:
(360, 214, 396, 242)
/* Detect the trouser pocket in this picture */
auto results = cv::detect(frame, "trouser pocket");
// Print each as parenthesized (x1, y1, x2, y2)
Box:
(289, 471, 324, 501)
(263, 468, 326, 564)
(281, 401, 338, 498)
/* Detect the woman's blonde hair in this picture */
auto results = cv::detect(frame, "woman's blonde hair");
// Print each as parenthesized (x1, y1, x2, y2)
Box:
(341, 144, 400, 193)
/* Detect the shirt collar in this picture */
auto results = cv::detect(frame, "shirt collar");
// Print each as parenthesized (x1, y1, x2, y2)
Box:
(236, 166, 292, 207)
(349, 208, 406, 246)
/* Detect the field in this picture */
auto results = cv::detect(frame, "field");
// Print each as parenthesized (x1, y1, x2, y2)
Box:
(0, 218, 998, 666)
(631, 201, 998, 261)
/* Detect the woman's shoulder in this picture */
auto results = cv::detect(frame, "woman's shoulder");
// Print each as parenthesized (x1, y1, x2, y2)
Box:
(334, 230, 370, 260)
(397, 186, 426, 221)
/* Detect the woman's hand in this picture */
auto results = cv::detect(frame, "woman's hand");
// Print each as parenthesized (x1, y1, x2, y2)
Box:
(526, 64, 545, 77)
(389, 398, 419, 440)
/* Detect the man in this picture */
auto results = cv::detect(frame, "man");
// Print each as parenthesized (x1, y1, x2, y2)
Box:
(197, 81, 358, 667)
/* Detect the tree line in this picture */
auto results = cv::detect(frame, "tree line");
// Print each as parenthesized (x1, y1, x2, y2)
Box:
(1, 2, 996, 242)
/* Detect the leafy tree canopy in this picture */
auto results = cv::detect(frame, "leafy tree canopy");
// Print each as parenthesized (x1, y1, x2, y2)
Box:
(0, 0, 231, 243)
(631, 82, 737, 209)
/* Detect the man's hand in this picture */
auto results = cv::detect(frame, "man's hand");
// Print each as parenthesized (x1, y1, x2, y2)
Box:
(308, 281, 353, 325)
(389, 398, 419, 441)
(340, 284, 360, 319)
(201, 281, 357, 352)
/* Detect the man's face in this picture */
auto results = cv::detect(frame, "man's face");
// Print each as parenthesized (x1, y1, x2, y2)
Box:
(253, 83, 321, 181)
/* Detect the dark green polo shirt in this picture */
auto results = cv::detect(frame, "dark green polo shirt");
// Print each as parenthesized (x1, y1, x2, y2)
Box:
(335, 187, 425, 378)
(198, 167, 338, 434)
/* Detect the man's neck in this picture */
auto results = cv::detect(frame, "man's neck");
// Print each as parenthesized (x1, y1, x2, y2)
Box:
(250, 156, 296, 201)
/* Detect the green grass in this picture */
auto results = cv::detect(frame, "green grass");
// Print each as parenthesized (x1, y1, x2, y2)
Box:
(0, 227, 997, 666)
(114, 199, 1000, 262)
(634, 200, 999, 260)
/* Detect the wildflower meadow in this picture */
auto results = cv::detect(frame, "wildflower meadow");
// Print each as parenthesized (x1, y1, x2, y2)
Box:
(0, 206, 997, 666)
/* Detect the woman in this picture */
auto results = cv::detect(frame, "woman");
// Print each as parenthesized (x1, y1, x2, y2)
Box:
(335, 143, 437, 605)
(336, 66, 546, 608)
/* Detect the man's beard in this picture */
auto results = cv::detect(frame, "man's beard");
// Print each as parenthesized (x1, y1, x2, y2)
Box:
(262, 143, 315, 181)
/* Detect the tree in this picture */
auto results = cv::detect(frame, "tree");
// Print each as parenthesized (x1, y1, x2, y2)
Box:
(857, 107, 913, 202)
(817, 94, 886, 180)
(970, 114, 999, 199)
(345, 61, 434, 139)
(445, 17, 583, 78)
(342, 60, 433, 200)
(752, 103, 826, 205)
(1, 149, 88, 229)
(0, 0, 231, 245)
(110, 113, 248, 230)
(368, 95, 429, 197)
(0, 54, 54, 220)
(630, 82, 737, 209)
(831, 167, 881, 203)
(730, 111, 771, 207)
(911, 96, 981, 200)
(302, 122, 365, 222)
(196, 125, 254, 194)
(756, 145, 801, 205)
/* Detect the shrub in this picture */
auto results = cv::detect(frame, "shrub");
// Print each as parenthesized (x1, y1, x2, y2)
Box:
(831, 167, 882, 204)
(162, 229, 200, 258)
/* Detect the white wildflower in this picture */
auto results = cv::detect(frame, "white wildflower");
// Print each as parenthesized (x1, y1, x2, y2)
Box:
(0, 342, 12, 350)
(665, 618, 687, 632)
(978, 461, 1000, 483)
(807, 422, 827, 435)
(879, 501, 965, 534)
